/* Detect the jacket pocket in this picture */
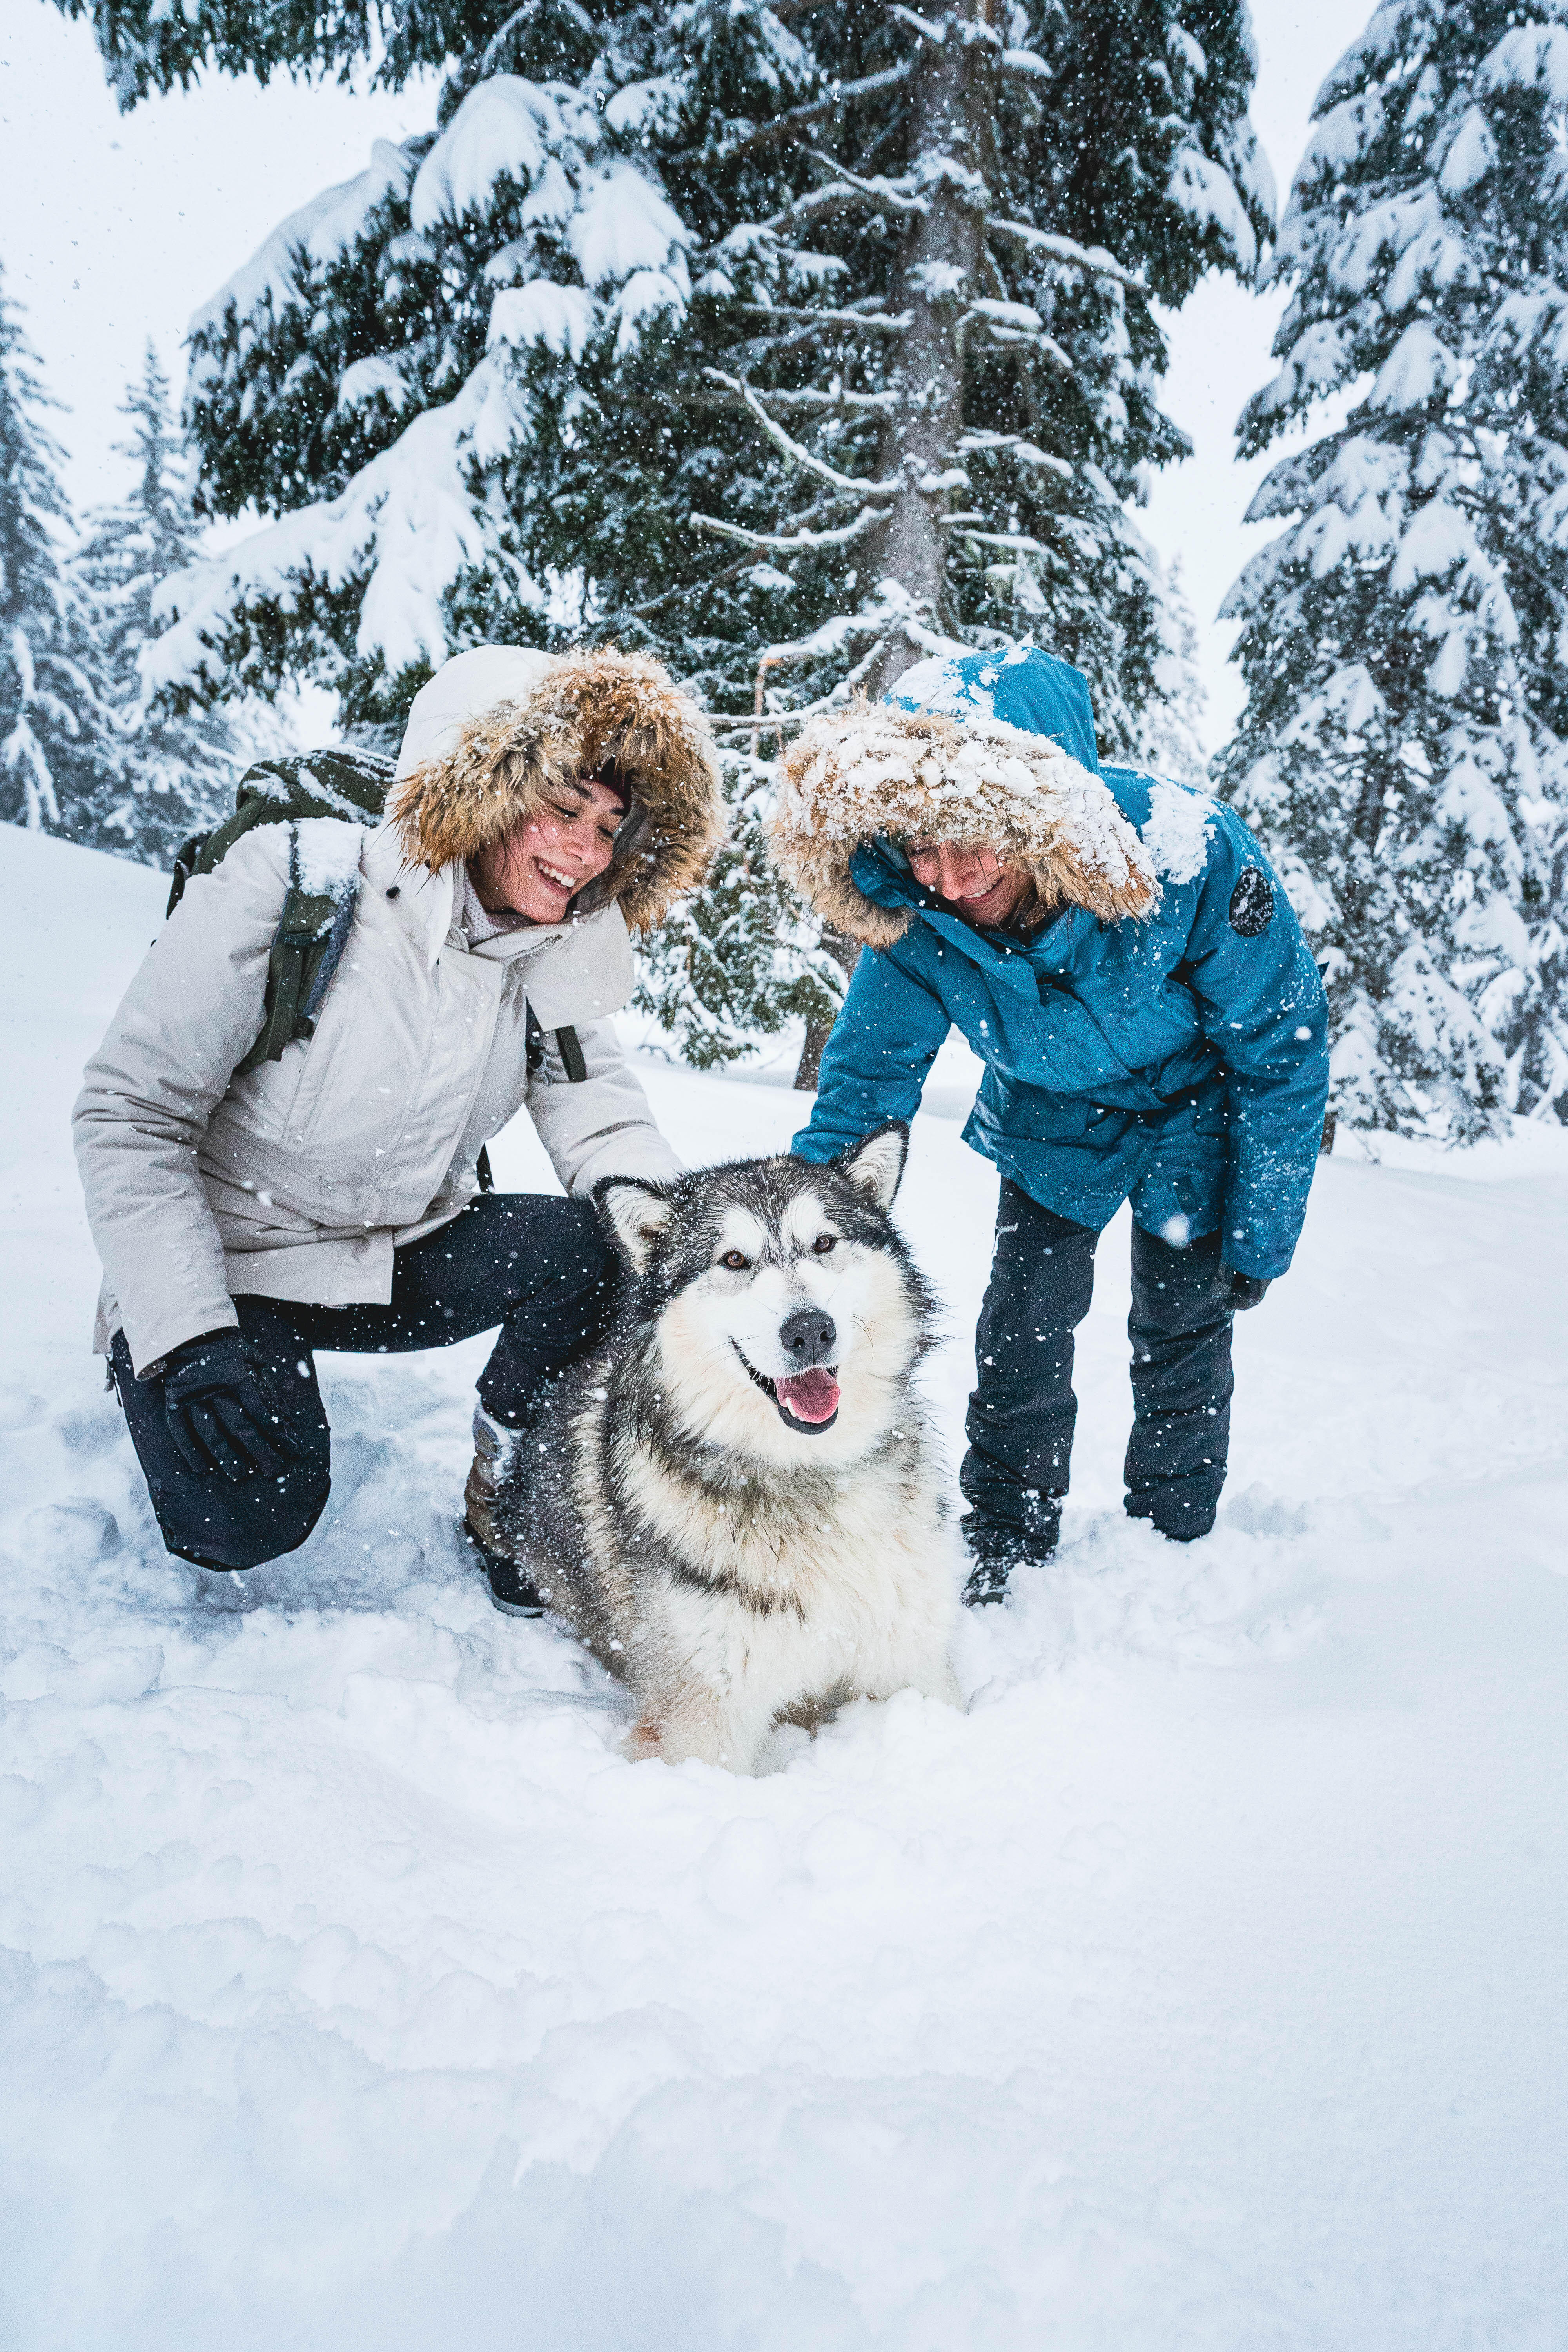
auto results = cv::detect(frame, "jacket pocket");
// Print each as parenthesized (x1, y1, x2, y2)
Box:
(981, 1077, 1092, 1142)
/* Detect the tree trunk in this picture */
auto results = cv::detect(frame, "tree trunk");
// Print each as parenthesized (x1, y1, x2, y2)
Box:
(797, 6, 985, 1086)
(866, 4, 986, 699)
(793, 925, 862, 1089)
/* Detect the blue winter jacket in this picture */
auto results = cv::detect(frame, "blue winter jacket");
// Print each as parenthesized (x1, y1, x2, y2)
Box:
(790, 650, 1329, 1281)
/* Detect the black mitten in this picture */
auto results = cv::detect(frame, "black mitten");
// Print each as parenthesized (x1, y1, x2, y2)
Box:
(160, 1330, 303, 1484)
(1210, 1263, 1270, 1313)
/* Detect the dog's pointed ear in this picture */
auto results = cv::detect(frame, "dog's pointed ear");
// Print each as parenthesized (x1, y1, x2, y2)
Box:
(833, 1122, 909, 1214)
(595, 1176, 676, 1272)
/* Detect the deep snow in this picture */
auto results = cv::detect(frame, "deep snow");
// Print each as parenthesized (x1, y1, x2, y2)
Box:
(2, 821, 1566, 2350)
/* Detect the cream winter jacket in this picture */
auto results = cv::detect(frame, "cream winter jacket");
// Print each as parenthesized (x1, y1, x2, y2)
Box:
(74, 645, 722, 1376)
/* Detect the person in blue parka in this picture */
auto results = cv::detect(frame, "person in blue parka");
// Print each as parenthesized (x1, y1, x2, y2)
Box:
(769, 645, 1329, 1603)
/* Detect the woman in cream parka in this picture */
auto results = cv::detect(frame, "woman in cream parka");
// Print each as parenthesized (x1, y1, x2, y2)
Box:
(73, 644, 721, 1589)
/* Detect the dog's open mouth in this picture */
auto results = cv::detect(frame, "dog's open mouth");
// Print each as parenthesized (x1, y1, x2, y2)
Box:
(734, 1348, 840, 1433)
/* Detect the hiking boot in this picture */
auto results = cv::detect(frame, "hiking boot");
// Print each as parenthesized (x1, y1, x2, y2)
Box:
(1124, 1491, 1218, 1544)
(960, 1515, 1058, 1608)
(475, 1534, 548, 1617)
(962, 1553, 1017, 1607)
(464, 1403, 517, 1549)
(464, 1406, 546, 1616)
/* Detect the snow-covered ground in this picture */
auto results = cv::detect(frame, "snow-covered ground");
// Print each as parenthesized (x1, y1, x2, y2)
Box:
(3, 820, 1566, 2350)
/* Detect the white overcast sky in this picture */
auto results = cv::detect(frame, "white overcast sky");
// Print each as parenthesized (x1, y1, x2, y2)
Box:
(2, 0, 1372, 748)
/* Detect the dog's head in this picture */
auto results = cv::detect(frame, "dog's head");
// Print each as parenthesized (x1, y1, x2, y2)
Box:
(593, 1125, 931, 1466)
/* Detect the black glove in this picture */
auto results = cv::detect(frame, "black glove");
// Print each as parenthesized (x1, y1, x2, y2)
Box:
(160, 1329, 303, 1484)
(1210, 1263, 1270, 1313)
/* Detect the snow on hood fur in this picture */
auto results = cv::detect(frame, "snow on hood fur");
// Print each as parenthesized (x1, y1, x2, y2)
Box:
(390, 644, 722, 934)
(770, 689, 1158, 949)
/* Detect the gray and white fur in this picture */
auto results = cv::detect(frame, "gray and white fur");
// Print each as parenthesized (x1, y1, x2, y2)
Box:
(490, 1125, 962, 1771)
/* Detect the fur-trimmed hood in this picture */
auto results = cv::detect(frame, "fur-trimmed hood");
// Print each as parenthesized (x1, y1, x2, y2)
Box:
(769, 649, 1158, 948)
(390, 644, 723, 934)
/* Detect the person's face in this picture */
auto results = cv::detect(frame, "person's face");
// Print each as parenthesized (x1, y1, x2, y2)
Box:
(904, 838, 1031, 928)
(473, 774, 626, 922)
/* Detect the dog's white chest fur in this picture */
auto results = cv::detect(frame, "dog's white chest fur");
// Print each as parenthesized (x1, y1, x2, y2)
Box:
(499, 1133, 964, 1773)
(613, 1423, 962, 1769)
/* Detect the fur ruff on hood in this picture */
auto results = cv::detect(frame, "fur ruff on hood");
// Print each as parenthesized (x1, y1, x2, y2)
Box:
(769, 697, 1159, 947)
(390, 646, 723, 935)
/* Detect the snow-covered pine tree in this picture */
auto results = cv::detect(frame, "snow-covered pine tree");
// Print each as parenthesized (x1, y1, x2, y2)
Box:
(0, 263, 108, 837)
(69, 343, 254, 862)
(1136, 552, 1209, 788)
(67, 0, 1272, 1072)
(1217, 0, 1568, 1139)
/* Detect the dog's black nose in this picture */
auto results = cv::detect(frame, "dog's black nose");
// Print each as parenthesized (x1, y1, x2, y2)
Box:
(779, 1306, 837, 1366)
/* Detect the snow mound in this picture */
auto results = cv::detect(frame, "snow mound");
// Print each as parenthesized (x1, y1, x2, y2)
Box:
(3, 822, 1567, 2347)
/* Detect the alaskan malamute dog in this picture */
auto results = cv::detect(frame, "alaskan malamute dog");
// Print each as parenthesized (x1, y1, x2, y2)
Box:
(489, 1123, 962, 1771)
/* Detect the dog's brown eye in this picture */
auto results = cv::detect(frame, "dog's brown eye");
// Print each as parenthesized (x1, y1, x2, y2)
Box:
(719, 1249, 750, 1271)
(812, 1233, 837, 1255)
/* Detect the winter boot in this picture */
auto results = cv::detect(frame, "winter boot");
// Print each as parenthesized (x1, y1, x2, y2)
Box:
(960, 1512, 1058, 1608)
(464, 1405, 546, 1615)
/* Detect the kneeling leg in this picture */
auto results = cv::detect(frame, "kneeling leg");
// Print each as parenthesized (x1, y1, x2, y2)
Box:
(112, 1307, 331, 1571)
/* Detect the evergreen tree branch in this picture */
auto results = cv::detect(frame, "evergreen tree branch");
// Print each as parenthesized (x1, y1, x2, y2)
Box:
(690, 508, 886, 554)
(747, 624, 892, 751)
(986, 218, 1142, 291)
(622, 552, 759, 622)
(477, 0, 600, 78)
(951, 527, 1048, 554)
(763, 153, 929, 231)
(682, 60, 915, 166)
(701, 368, 899, 501)
(887, 7, 948, 49)
(639, 386, 896, 416)
(735, 303, 912, 334)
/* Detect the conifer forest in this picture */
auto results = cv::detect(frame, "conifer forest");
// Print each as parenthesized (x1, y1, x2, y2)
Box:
(5, 0, 1567, 1122)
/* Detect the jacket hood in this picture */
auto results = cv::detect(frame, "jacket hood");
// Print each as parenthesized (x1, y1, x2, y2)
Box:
(769, 647, 1158, 948)
(390, 644, 723, 934)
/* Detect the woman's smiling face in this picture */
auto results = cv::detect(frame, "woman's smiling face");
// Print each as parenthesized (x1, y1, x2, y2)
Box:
(472, 774, 628, 923)
(904, 838, 1031, 929)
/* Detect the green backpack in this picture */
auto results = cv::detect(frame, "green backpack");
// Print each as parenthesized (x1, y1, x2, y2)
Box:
(166, 749, 588, 1133)
(167, 747, 393, 1076)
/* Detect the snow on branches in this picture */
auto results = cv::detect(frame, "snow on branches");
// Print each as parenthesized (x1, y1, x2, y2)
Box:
(160, 77, 692, 713)
(0, 266, 109, 838)
(1220, 0, 1568, 1138)
(90, 0, 1270, 1069)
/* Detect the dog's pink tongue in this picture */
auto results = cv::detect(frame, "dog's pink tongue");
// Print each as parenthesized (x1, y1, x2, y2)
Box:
(775, 1368, 840, 1423)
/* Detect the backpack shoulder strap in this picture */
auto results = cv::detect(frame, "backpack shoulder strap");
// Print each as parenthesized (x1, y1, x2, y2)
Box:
(235, 823, 363, 1076)
(166, 830, 211, 920)
(525, 1005, 588, 1084)
(555, 1025, 587, 1083)
(162, 746, 387, 1078)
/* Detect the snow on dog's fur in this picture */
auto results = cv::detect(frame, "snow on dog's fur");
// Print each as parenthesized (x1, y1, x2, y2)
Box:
(488, 1124, 962, 1771)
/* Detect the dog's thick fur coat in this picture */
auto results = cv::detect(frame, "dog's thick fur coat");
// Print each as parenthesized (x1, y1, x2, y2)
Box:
(489, 1128, 962, 1771)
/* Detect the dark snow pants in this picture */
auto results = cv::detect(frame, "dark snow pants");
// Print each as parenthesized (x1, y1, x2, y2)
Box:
(110, 1192, 617, 1573)
(960, 1178, 1234, 1558)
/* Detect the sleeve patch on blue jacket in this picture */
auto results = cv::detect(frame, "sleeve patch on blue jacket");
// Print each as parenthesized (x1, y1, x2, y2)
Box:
(1229, 868, 1275, 937)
